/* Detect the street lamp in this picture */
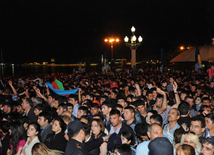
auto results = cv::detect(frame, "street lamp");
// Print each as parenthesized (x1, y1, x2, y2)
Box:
(104, 38, 119, 60)
(124, 26, 143, 68)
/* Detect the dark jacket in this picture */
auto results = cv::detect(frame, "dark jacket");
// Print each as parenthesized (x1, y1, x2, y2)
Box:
(40, 123, 53, 143)
(65, 137, 104, 155)
(106, 122, 136, 143)
(1, 133, 10, 155)
(27, 107, 38, 123)
(44, 131, 67, 152)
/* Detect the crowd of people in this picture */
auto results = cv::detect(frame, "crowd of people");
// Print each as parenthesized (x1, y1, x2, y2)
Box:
(0, 68, 214, 155)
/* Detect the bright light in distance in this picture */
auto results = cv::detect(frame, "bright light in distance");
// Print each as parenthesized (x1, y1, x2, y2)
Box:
(138, 36, 143, 42)
(124, 36, 129, 42)
(116, 39, 119, 42)
(180, 46, 184, 50)
(132, 35, 136, 41)
(104, 39, 108, 42)
(131, 26, 135, 32)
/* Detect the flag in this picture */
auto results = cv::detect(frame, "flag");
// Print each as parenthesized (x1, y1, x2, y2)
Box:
(45, 82, 79, 95)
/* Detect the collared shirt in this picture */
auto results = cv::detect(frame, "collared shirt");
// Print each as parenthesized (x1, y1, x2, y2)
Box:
(72, 103, 79, 118)
(40, 124, 48, 135)
(103, 115, 111, 127)
(190, 108, 198, 117)
(160, 106, 171, 125)
(163, 122, 180, 144)
(109, 123, 122, 134)
(136, 140, 150, 155)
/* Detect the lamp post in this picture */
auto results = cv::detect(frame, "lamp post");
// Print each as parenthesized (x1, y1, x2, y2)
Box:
(104, 38, 119, 60)
(124, 26, 143, 68)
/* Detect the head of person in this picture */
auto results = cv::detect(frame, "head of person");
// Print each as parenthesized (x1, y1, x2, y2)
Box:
(200, 137, 214, 155)
(121, 131, 135, 146)
(146, 110, 158, 124)
(52, 117, 66, 134)
(135, 100, 146, 115)
(180, 132, 201, 154)
(9, 121, 26, 154)
(201, 97, 211, 106)
(90, 119, 105, 137)
(90, 103, 100, 116)
(115, 104, 123, 116)
(117, 95, 127, 108)
(176, 144, 195, 155)
(110, 109, 122, 128)
(3, 103, 12, 114)
(34, 104, 45, 116)
(101, 101, 113, 116)
(68, 94, 78, 106)
(190, 115, 205, 137)
(60, 115, 71, 125)
(37, 112, 52, 128)
(27, 122, 40, 138)
(0, 121, 10, 134)
(148, 137, 173, 155)
(180, 91, 188, 101)
(66, 103, 73, 113)
(32, 142, 62, 155)
(67, 120, 85, 143)
(146, 90, 154, 101)
(62, 110, 72, 118)
(135, 123, 149, 142)
(93, 114, 104, 122)
(22, 98, 34, 109)
(168, 108, 180, 123)
(155, 94, 164, 108)
(184, 96, 194, 109)
(77, 106, 88, 119)
(123, 106, 135, 122)
(56, 103, 68, 116)
(80, 115, 90, 125)
(114, 144, 132, 155)
(178, 102, 190, 116)
(174, 127, 185, 146)
(150, 114, 163, 126)
(147, 123, 163, 141)
(205, 113, 214, 131)
(200, 105, 212, 115)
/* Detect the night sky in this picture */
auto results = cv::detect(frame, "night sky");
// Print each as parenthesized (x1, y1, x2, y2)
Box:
(1, 0, 214, 64)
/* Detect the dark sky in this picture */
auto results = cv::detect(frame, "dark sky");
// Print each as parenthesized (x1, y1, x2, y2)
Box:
(1, 0, 214, 63)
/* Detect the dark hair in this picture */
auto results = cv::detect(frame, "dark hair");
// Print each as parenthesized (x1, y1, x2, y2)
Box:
(121, 131, 135, 145)
(174, 128, 185, 144)
(124, 106, 135, 113)
(54, 117, 66, 133)
(135, 123, 149, 141)
(91, 103, 100, 109)
(58, 103, 68, 110)
(38, 112, 52, 123)
(147, 110, 158, 115)
(110, 109, 121, 116)
(201, 97, 211, 103)
(178, 102, 190, 115)
(34, 104, 45, 111)
(191, 115, 205, 128)
(68, 94, 78, 101)
(80, 115, 91, 125)
(115, 104, 123, 109)
(25, 98, 34, 107)
(150, 114, 163, 126)
(78, 106, 88, 115)
(67, 103, 73, 108)
(10, 121, 27, 154)
(93, 114, 104, 122)
(0, 121, 10, 133)
(102, 101, 113, 108)
(19, 116, 30, 126)
(90, 119, 105, 137)
(205, 113, 214, 124)
(134, 100, 145, 107)
(114, 144, 132, 155)
(82, 122, 90, 136)
(83, 99, 92, 108)
(28, 122, 40, 135)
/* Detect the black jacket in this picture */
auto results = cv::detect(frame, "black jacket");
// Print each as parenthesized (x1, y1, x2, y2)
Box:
(44, 131, 67, 152)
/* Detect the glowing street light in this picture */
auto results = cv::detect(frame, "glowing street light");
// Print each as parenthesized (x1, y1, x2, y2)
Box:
(104, 38, 120, 60)
(124, 26, 143, 67)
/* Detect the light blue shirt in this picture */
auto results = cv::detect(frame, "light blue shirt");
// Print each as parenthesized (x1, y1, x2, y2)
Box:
(72, 103, 79, 118)
(163, 123, 180, 144)
(136, 141, 150, 155)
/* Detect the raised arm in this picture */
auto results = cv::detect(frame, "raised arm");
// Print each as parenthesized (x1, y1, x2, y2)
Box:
(156, 87, 167, 114)
(8, 80, 17, 96)
(172, 82, 181, 108)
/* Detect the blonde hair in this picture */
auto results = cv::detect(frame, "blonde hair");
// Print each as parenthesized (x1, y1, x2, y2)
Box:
(61, 115, 71, 124)
(32, 143, 63, 155)
(176, 144, 195, 155)
(180, 132, 201, 155)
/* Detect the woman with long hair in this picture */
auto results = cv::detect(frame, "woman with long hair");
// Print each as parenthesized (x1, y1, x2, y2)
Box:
(44, 117, 67, 152)
(90, 119, 107, 155)
(180, 132, 201, 155)
(7, 121, 27, 155)
(21, 122, 40, 155)
(176, 144, 195, 155)
(32, 143, 63, 155)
